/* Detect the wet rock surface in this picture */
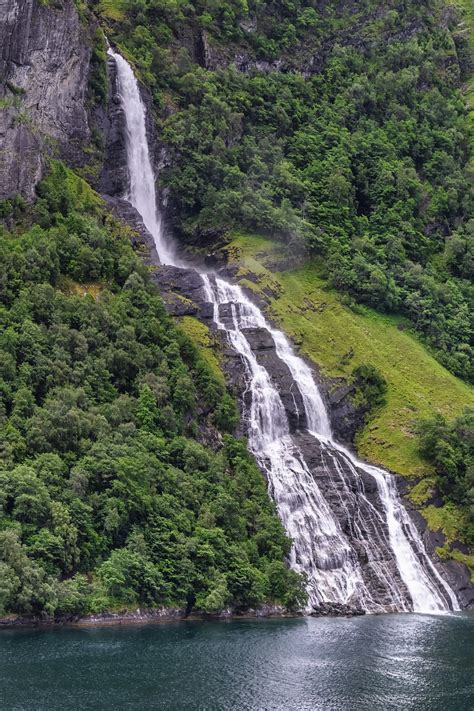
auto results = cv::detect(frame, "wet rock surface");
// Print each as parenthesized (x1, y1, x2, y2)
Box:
(310, 602, 365, 617)
(409, 507, 474, 610)
(242, 327, 308, 432)
(291, 431, 411, 610)
(320, 380, 367, 445)
(437, 560, 474, 610)
(99, 58, 129, 198)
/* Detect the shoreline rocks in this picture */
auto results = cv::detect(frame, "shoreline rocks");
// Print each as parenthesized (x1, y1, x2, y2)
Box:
(0, 604, 296, 630)
(310, 602, 366, 617)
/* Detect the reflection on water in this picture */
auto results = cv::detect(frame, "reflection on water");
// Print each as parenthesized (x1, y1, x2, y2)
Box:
(0, 614, 473, 710)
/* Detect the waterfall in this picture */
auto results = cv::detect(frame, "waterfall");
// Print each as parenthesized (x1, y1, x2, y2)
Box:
(108, 48, 460, 614)
(107, 47, 177, 266)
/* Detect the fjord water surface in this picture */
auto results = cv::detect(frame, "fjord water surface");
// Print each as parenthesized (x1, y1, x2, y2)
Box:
(1, 615, 473, 710)
(108, 47, 459, 612)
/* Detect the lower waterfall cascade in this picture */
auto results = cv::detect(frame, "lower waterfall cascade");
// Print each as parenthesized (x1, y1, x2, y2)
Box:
(108, 46, 460, 613)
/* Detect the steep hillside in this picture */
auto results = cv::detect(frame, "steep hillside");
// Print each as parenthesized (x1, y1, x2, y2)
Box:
(226, 233, 473, 475)
(0, 164, 305, 619)
(98, 0, 473, 383)
(1, 0, 472, 609)
(220, 233, 473, 573)
(92, 0, 473, 569)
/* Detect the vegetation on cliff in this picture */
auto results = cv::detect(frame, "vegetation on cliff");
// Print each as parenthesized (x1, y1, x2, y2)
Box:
(0, 164, 306, 618)
(2, 0, 472, 608)
(99, 0, 473, 383)
(417, 411, 473, 545)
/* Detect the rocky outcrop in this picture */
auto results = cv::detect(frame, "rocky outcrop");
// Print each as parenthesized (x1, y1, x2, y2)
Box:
(436, 560, 474, 610)
(408, 507, 474, 610)
(0, 602, 293, 628)
(152, 264, 206, 316)
(99, 56, 129, 197)
(319, 380, 366, 445)
(102, 195, 160, 266)
(0, 0, 93, 201)
(310, 602, 365, 617)
(241, 326, 308, 432)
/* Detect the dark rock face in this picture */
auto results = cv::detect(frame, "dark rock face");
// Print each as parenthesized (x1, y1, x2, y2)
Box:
(99, 58, 129, 198)
(310, 602, 365, 617)
(437, 560, 474, 610)
(408, 507, 474, 610)
(152, 264, 205, 301)
(320, 380, 366, 445)
(0, 0, 92, 200)
(151, 264, 205, 317)
(242, 326, 307, 432)
(292, 431, 410, 609)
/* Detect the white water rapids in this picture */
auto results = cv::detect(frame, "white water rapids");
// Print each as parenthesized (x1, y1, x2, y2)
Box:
(108, 46, 460, 613)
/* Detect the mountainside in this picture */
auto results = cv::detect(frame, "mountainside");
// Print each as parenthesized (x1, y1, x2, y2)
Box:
(0, 163, 306, 618)
(0, 0, 473, 616)
(98, 0, 474, 382)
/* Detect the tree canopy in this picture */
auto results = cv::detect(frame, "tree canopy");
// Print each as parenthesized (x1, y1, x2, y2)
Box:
(0, 164, 306, 617)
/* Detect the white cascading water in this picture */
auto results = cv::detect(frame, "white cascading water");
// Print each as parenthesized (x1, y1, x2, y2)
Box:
(107, 47, 177, 266)
(109, 48, 460, 613)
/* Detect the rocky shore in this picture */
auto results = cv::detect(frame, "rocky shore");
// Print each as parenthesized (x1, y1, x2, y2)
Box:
(0, 604, 296, 629)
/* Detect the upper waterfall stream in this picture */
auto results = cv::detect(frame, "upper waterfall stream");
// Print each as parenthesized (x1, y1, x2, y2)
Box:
(108, 47, 459, 613)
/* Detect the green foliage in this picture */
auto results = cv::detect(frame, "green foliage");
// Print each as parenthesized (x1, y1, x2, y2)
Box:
(351, 363, 387, 416)
(0, 163, 305, 618)
(417, 411, 474, 543)
(103, 0, 473, 382)
(0, 195, 26, 221)
(88, 28, 109, 107)
(214, 392, 239, 432)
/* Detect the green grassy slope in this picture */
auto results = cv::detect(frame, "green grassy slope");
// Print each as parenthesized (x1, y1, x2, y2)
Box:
(229, 232, 473, 474)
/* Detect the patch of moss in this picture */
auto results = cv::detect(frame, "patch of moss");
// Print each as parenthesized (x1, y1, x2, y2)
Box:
(407, 478, 437, 507)
(179, 316, 226, 386)
(421, 503, 467, 544)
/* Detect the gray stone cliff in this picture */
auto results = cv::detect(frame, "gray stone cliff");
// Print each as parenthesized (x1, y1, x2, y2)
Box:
(0, 0, 92, 200)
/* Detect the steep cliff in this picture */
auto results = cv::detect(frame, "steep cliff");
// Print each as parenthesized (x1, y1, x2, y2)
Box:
(0, 0, 97, 201)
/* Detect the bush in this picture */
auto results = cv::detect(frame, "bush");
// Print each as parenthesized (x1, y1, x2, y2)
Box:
(351, 363, 388, 413)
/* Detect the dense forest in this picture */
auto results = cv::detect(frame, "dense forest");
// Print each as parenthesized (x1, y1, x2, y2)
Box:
(100, 0, 473, 382)
(0, 164, 305, 617)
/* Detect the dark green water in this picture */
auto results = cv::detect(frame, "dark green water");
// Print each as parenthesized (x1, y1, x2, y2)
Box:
(0, 614, 473, 710)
